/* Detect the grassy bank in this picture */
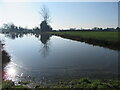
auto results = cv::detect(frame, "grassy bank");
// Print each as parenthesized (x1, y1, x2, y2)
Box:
(2, 78, 120, 89)
(49, 31, 119, 42)
(49, 31, 120, 50)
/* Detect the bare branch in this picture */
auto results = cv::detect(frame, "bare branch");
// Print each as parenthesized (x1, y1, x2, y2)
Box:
(39, 5, 51, 23)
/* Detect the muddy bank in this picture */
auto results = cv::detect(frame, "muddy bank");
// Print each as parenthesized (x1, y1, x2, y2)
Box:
(0, 42, 10, 67)
(2, 50, 10, 68)
(0, 41, 10, 81)
(51, 33, 120, 51)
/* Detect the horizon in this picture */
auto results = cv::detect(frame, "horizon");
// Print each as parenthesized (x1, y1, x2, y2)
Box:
(0, 2, 118, 30)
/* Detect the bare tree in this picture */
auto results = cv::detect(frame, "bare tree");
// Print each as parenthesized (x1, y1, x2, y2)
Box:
(39, 5, 52, 32)
(39, 5, 51, 23)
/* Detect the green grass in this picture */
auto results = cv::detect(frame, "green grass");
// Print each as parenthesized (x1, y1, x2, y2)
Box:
(2, 78, 120, 89)
(49, 31, 119, 43)
(18, 81, 31, 85)
(2, 80, 28, 89)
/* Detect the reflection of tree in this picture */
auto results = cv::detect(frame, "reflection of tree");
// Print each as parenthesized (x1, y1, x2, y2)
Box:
(34, 33, 52, 58)
(3, 32, 52, 58)
(11, 33, 15, 39)
(5, 33, 24, 39)
(41, 44, 50, 58)
(40, 33, 51, 58)
(40, 33, 51, 44)
(19, 33, 24, 38)
(34, 33, 40, 39)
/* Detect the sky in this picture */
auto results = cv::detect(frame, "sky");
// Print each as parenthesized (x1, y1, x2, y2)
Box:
(0, 0, 119, 30)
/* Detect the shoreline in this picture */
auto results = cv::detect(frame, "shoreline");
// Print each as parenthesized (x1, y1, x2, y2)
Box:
(2, 77, 120, 89)
(0, 41, 10, 67)
(49, 32, 120, 51)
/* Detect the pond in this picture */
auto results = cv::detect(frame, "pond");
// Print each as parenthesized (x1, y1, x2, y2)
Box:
(0, 33, 119, 83)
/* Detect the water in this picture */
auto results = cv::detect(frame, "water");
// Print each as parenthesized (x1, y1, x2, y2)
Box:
(0, 33, 119, 83)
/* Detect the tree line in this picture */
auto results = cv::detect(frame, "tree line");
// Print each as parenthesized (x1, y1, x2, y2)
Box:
(1, 23, 120, 33)
(0, 5, 119, 33)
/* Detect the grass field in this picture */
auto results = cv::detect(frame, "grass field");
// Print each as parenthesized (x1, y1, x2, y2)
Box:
(2, 78, 120, 89)
(49, 31, 119, 43)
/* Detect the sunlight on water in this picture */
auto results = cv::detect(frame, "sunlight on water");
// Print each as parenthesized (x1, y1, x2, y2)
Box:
(3, 63, 17, 81)
(7, 68, 16, 77)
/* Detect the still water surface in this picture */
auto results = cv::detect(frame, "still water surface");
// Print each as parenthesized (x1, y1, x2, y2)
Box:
(0, 33, 118, 83)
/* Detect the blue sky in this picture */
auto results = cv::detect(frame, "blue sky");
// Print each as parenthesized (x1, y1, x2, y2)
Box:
(0, 1, 118, 30)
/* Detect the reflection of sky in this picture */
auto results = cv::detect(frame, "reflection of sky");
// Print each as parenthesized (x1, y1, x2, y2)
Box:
(0, 1, 118, 29)
(3, 34, 118, 70)
(2, 33, 118, 81)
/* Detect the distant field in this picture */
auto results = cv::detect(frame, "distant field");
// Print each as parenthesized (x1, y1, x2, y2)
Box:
(49, 31, 119, 43)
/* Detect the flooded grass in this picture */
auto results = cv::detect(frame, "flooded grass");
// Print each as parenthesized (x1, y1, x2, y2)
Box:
(2, 78, 120, 89)
(2, 80, 27, 89)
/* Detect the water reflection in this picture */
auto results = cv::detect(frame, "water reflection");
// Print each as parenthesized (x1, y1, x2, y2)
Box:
(33, 33, 52, 57)
(40, 44, 50, 58)
(4, 32, 51, 45)
(40, 33, 51, 58)
(4, 66, 17, 81)
(2, 32, 52, 81)
(4, 32, 24, 39)
(4, 33, 53, 60)
(2, 49, 12, 80)
(1, 33, 118, 82)
(40, 33, 51, 45)
(7, 68, 16, 76)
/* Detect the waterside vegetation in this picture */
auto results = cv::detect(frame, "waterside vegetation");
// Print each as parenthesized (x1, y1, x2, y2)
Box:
(49, 31, 120, 50)
(2, 78, 120, 89)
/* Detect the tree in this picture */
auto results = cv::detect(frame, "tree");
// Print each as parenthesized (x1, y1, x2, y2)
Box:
(116, 27, 120, 30)
(3, 24, 9, 29)
(2, 23, 18, 32)
(39, 5, 51, 23)
(40, 21, 52, 32)
(39, 5, 52, 32)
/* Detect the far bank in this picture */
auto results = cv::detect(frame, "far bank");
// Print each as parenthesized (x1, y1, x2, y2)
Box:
(49, 31, 120, 50)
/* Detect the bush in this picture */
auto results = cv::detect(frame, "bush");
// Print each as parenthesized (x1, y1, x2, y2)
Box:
(2, 80, 14, 88)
